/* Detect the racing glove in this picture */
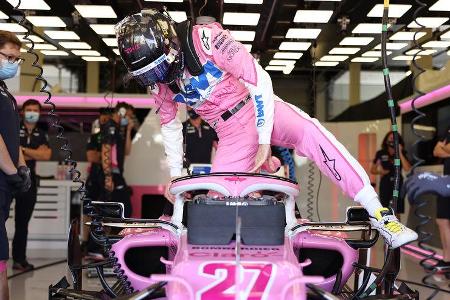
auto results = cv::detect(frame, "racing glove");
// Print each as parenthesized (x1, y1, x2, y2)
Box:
(403, 172, 450, 204)
(18, 166, 32, 193)
(6, 173, 25, 196)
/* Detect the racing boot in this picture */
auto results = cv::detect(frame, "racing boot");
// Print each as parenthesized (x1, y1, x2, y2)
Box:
(370, 208, 418, 249)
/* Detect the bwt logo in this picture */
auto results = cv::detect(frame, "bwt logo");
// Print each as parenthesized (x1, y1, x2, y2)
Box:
(255, 95, 265, 127)
(124, 44, 140, 54)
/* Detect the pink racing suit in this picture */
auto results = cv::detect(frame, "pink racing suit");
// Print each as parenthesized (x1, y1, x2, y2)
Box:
(150, 22, 378, 205)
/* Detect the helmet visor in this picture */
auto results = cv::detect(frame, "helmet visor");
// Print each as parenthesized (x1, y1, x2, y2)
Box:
(129, 54, 170, 87)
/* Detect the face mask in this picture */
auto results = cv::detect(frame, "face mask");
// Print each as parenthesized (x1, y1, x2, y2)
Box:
(120, 117, 128, 126)
(0, 60, 19, 80)
(187, 110, 199, 119)
(24, 111, 39, 123)
(387, 141, 394, 148)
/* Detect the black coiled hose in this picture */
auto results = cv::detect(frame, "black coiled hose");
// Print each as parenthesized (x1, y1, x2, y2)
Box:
(410, 1, 440, 299)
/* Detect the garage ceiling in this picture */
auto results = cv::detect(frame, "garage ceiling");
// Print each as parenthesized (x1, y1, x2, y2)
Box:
(0, 0, 449, 92)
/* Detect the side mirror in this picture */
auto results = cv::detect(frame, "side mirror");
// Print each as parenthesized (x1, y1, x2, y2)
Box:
(90, 201, 125, 219)
(346, 206, 369, 223)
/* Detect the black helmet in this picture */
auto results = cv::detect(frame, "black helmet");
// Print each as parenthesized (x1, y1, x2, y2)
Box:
(115, 9, 184, 87)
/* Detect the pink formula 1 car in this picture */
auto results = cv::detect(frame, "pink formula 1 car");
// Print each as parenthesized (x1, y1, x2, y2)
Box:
(49, 173, 418, 300)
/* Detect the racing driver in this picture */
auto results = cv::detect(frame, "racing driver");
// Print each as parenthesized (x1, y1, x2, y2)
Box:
(114, 9, 417, 249)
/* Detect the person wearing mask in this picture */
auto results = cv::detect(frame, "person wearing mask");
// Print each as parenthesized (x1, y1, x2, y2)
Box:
(101, 103, 134, 217)
(0, 30, 31, 300)
(12, 99, 51, 271)
(371, 132, 411, 217)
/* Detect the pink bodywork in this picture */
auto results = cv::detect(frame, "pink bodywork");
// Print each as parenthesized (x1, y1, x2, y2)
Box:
(111, 174, 358, 299)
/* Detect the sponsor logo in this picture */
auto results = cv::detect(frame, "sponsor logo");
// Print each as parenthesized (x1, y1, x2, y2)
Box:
(255, 94, 265, 127)
(199, 28, 212, 55)
(212, 31, 223, 43)
(319, 145, 342, 181)
(124, 44, 140, 54)
(214, 35, 228, 50)
(220, 39, 234, 54)
(257, 119, 265, 127)
(225, 201, 248, 206)
(226, 44, 240, 61)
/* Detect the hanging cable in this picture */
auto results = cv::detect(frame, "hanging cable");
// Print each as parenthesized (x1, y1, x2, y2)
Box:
(199, 0, 208, 17)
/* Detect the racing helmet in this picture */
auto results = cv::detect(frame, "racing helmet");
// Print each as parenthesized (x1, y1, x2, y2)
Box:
(115, 9, 184, 87)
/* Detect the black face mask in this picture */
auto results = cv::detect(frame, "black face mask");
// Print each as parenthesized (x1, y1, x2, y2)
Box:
(187, 110, 199, 119)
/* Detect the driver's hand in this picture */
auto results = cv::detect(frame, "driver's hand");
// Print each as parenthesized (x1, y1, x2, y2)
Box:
(250, 144, 271, 173)
(164, 177, 179, 203)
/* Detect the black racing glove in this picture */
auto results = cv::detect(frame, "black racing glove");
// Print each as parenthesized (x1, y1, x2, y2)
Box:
(17, 166, 32, 193)
(6, 173, 24, 196)
(403, 172, 450, 204)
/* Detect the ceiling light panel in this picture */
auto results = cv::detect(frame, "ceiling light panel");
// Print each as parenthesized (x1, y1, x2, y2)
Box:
(26, 16, 66, 27)
(102, 38, 118, 47)
(393, 55, 422, 61)
(389, 31, 426, 41)
(40, 50, 68, 56)
(6, 0, 50, 10)
(294, 10, 333, 23)
(0, 23, 27, 32)
(269, 59, 296, 65)
(223, 12, 260, 26)
(362, 51, 392, 57)
(82, 56, 109, 62)
(408, 17, 449, 28)
(374, 42, 408, 50)
(16, 35, 44, 43)
(144, 0, 183, 2)
(26, 43, 56, 50)
(351, 57, 379, 63)
(72, 50, 101, 56)
(75, 5, 117, 18)
(422, 40, 450, 48)
(367, 4, 412, 18)
(285, 28, 321, 39)
(224, 0, 263, 3)
(44, 30, 80, 40)
(315, 61, 339, 66)
(430, 0, 450, 11)
(352, 23, 388, 34)
(230, 30, 255, 41)
(113, 49, 120, 55)
(340, 37, 374, 46)
(168, 11, 187, 23)
(320, 55, 348, 62)
(441, 31, 450, 40)
(265, 66, 285, 71)
(59, 42, 91, 49)
(274, 52, 303, 59)
(405, 49, 437, 55)
(279, 41, 311, 51)
(283, 65, 295, 75)
(0, 10, 8, 19)
(329, 47, 360, 54)
(90, 24, 115, 35)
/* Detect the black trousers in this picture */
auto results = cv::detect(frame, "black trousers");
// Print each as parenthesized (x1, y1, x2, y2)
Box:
(109, 174, 132, 218)
(12, 175, 37, 262)
(0, 190, 12, 261)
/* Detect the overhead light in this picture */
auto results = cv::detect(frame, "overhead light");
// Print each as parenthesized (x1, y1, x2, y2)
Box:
(72, 50, 101, 56)
(274, 52, 303, 59)
(113, 49, 120, 55)
(283, 65, 295, 75)
(230, 30, 255, 41)
(168, 11, 187, 23)
(351, 57, 379, 63)
(82, 56, 109, 62)
(90, 24, 115, 35)
(293, 10, 333, 23)
(340, 37, 374, 46)
(223, 12, 260, 26)
(59, 42, 91, 49)
(26, 16, 66, 27)
(224, 0, 263, 3)
(405, 49, 437, 55)
(408, 17, 449, 28)
(26, 43, 56, 50)
(243, 44, 252, 52)
(265, 66, 285, 71)
(0, 10, 7, 19)
(102, 38, 118, 47)
(329, 47, 360, 54)
(441, 31, 450, 40)
(405, 70, 412, 76)
(389, 31, 426, 41)
(6, 0, 50, 10)
(75, 5, 117, 18)
(422, 41, 450, 48)
(362, 51, 392, 57)
(320, 55, 348, 62)
(315, 61, 339, 66)
(0, 23, 27, 32)
(305, 0, 341, 1)
(269, 59, 296, 66)
(367, 4, 411, 18)
(393, 55, 422, 61)
(352, 23, 389, 34)
(374, 42, 408, 50)
(44, 30, 80, 40)
(16, 35, 44, 43)
(448, 50, 450, 55)
(40, 50, 69, 56)
(285, 28, 321, 39)
(279, 41, 311, 51)
(430, 0, 450, 11)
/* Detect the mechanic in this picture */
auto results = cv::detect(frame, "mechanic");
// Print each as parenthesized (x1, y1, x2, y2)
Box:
(115, 10, 417, 249)
(12, 99, 51, 271)
(102, 103, 134, 217)
(0, 30, 31, 300)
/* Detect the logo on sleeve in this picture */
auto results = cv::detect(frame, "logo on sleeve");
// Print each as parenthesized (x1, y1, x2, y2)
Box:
(199, 28, 212, 55)
(255, 95, 265, 127)
(319, 145, 342, 181)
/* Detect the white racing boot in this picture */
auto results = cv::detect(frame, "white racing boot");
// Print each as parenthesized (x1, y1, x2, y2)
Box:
(370, 208, 418, 249)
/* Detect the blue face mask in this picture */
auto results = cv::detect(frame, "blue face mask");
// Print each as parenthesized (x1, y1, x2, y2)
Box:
(120, 117, 128, 126)
(0, 60, 19, 80)
(24, 111, 39, 123)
